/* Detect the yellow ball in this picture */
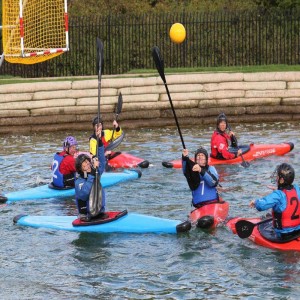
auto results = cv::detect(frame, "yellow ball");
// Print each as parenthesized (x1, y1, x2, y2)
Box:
(169, 23, 186, 44)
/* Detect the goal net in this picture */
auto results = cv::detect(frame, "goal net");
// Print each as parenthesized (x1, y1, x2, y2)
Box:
(2, 0, 69, 64)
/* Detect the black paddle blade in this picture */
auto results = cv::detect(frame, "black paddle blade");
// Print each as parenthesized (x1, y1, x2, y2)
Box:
(96, 38, 104, 75)
(241, 159, 250, 168)
(235, 219, 256, 239)
(152, 46, 166, 83)
(116, 92, 123, 115)
(89, 177, 103, 218)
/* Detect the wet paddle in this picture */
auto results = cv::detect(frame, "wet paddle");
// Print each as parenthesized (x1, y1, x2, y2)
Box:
(235, 218, 272, 239)
(227, 124, 250, 168)
(152, 46, 199, 189)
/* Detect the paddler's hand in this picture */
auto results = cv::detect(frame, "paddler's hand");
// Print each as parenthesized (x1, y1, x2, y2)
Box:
(96, 125, 102, 138)
(192, 164, 201, 173)
(236, 149, 243, 156)
(105, 150, 111, 157)
(267, 185, 277, 191)
(92, 157, 99, 168)
(182, 149, 189, 157)
(113, 120, 119, 128)
(249, 200, 256, 208)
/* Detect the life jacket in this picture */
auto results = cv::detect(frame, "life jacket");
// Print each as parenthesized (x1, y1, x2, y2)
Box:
(210, 130, 232, 159)
(51, 153, 75, 188)
(273, 188, 300, 230)
(191, 178, 218, 206)
(89, 134, 109, 156)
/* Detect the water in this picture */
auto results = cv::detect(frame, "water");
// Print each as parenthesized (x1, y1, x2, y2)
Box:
(1, 122, 300, 299)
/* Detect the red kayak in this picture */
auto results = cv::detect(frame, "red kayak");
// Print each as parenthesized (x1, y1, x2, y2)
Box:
(76, 151, 149, 169)
(227, 217, 300, 251)
(189, 200, 229, 229)
(162, 142, 294, 168)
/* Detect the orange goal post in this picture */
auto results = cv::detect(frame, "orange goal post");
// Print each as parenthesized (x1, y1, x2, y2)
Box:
(1, 0, 69, 65)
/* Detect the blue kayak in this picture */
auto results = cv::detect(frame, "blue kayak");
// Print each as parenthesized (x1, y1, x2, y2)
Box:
(13, 211, 191, 234)
(1, 170, 141, 204)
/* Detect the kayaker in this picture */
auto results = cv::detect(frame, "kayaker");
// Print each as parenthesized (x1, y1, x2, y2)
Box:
(75, 139, 106, 221)
(250, 163, 300, 239)
(90, 116, 123, 158)
(182, 147, 220, 207)
(51, 136, 78, 188)
(210, 113, 242, 159)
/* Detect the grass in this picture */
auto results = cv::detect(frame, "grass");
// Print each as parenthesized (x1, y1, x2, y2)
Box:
(1, 64, 300, 84)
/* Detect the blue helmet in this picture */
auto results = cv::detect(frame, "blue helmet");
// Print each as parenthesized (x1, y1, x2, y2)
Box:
(63, 136, 78, 150)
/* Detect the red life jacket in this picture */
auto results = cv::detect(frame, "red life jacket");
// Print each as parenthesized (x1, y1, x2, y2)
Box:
(210, 131, 235, 160)
(273, 188, 300, 230)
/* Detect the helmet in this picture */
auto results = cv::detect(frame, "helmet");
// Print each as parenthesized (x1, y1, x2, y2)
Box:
(63, 136, 78, 150)
(75, 154, 91, 175)
(92, 116, 103, 126)
(271, 163, 295, 187)
(194, 147, 208, 165)
(216, 113, 228, 129)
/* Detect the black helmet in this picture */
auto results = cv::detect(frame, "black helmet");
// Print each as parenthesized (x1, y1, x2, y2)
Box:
(92, 116, 103, 126)
(271, 163, 295, 188)
(216, 113, 228, 129)
(194, 147, 208, 165)
(75, 154, 91, 176)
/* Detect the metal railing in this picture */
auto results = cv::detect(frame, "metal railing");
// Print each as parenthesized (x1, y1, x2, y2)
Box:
(1, 9, 299, 78)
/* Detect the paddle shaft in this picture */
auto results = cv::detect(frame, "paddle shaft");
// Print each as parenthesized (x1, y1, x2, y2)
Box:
(227, 124, 249, 167)
(95, 37, 104, 203)
(152, 46, 185, 149)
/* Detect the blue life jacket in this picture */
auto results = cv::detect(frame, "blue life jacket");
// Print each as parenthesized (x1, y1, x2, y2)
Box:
(192, 177, 218, 205)
(51, 153, 76, 188)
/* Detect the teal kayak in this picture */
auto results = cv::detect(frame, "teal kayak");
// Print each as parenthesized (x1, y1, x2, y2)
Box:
(13, 210, 191, 234)
(1, 170, 141, 204)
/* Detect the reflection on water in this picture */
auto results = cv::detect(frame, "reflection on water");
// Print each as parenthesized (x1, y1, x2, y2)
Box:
(1, 122, 300, 299)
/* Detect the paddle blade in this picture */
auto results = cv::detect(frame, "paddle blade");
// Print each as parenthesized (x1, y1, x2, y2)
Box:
(116, 92, 123, 115)
(152, 46, 166, 83)
(235, 219, 256, 239)
(96, 38, 104, 76)
(241, 159, 250, 168)
(89, 177, 103, 218)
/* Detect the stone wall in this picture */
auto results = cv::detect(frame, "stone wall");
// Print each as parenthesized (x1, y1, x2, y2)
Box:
(0, 71, 300, 134)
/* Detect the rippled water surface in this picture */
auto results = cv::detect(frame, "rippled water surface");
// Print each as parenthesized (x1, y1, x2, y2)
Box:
(1, 122, 300, 299)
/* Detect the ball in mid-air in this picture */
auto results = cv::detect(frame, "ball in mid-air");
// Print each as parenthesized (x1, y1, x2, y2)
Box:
(169, 23, 186, 44)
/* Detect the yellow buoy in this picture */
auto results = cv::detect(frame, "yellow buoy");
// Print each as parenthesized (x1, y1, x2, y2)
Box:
(169, 23, 186, 44)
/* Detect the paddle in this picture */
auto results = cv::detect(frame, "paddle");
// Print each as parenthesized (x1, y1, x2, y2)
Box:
(227, 123, 250, 168)
(235, 218, 272, 239)
(93, 37, 104, 213)
(109, 92, 123, 143)
(152, 46, 199, 190)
